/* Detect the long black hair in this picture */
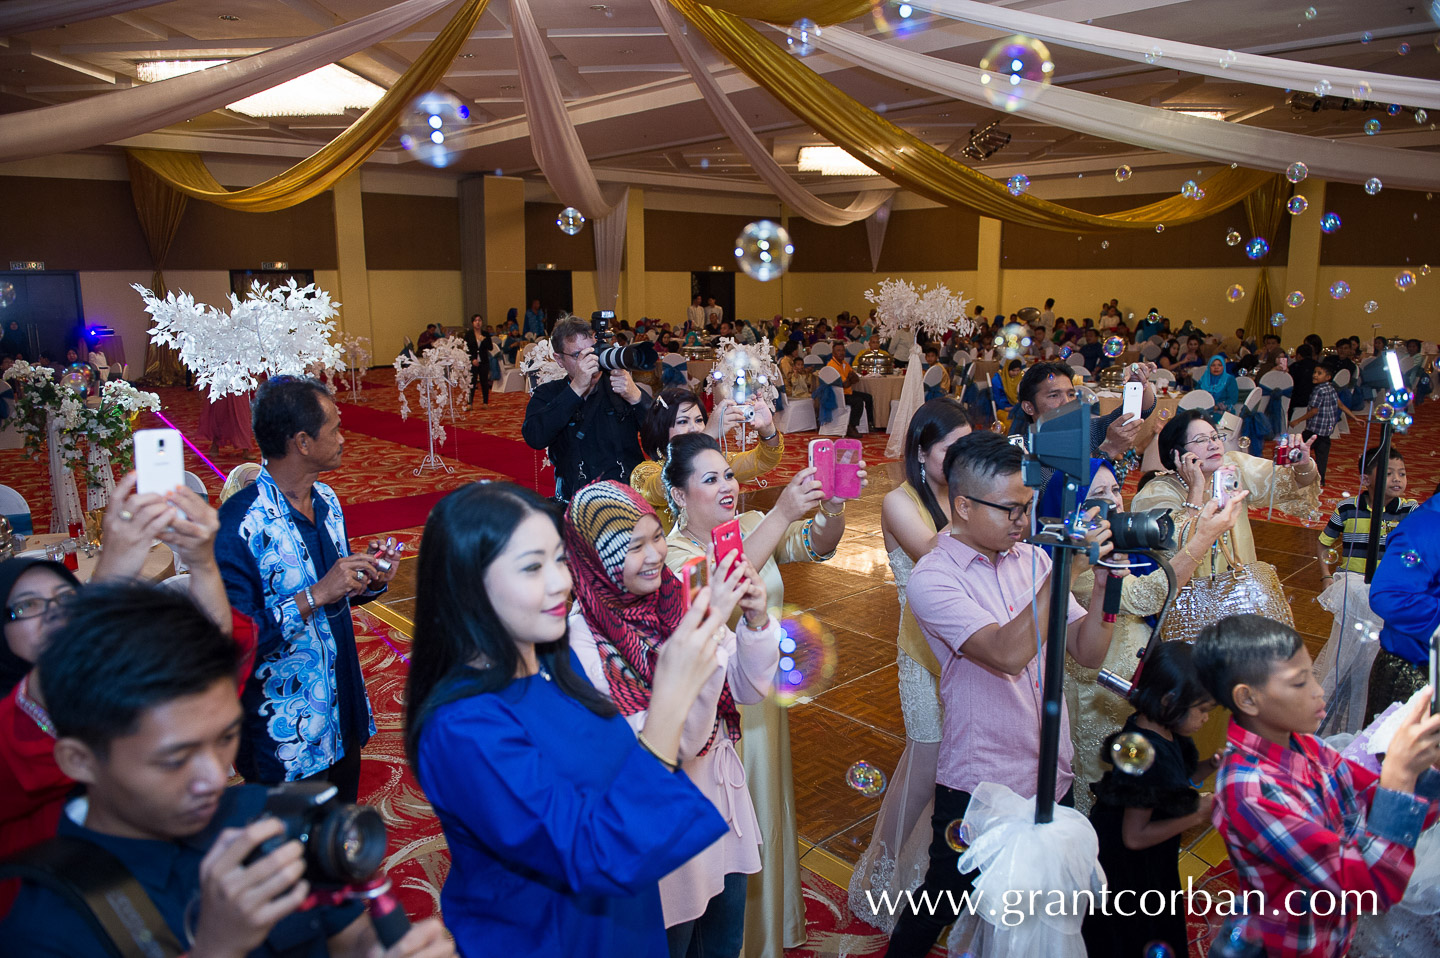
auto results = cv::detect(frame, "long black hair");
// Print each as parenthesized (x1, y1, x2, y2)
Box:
(903, 397, 971, 529)
(404, 482, 615, 773)
(640, 387, 706, 460)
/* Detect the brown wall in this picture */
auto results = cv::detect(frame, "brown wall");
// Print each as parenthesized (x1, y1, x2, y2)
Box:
(525, 202, 598, 271)
(0, 177, 151, 270)
(879, 207, 980, 271)
(1317, 184, 1440, 266)
(169, 191, 336, 270)
(644, 209, 757, 272)
(362, 192, 460, 270)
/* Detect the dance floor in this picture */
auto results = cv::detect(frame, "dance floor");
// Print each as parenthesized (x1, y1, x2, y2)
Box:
(3, 372, 1436, 957)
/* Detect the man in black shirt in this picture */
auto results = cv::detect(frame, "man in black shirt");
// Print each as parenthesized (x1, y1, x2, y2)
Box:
(521, 316, 651, 501)
(461, 313, 491, 407)
(1289, 342, 1319, 409)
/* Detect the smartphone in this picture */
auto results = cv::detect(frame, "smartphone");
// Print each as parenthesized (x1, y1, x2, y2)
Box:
(809, 438, 836, 499)
(711, 517, 744, 567)
(1211, 465, 1240, 508)
(134, 428, 185, 496)
(1122, 381, 1144, 421)
(678, 556, 705, 612)
(832, 438, 864, 499)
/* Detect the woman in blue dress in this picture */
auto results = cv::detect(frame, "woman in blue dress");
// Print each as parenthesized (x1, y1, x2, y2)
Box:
(405, 482, 731, 957)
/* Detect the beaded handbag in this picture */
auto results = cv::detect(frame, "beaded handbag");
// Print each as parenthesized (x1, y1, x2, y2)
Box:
(1160, 533, 1293, 644)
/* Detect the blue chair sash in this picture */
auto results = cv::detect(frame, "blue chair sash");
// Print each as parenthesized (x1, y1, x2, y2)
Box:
(1261, 385, 1292, 437)
(4, 512, 32, 536)
(661, 362, 689, 388)
(924, 384, 945, 402)
(817, 383, 841, 425)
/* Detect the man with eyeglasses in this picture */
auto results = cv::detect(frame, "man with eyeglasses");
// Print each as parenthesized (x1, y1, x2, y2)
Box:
(885, 432, 1119, 958)
(521, 316, 651, 501)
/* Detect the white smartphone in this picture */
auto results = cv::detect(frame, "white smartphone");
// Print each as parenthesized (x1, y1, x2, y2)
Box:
(1122, 381, 1144, 421)
(133, 428, 185, 497)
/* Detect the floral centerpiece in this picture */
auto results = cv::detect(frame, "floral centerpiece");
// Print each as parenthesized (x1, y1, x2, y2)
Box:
(518, 339, 566, 387)
(394, 339, 470, 446)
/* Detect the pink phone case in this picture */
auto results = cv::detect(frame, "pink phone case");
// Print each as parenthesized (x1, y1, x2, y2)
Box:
(832, 438, 864, 499)
(809, 439, 836, 499)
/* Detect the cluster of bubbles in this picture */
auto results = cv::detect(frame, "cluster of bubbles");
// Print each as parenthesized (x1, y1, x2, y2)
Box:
(1110, 731, 1157, 775)
(978, 35, 1055, 112)
(1245, 237, 1270, 260)
(1226, 284, 1246, 303)
(1287, 195, 1308, 215)
(1225, 229, 1243, 246)
(1007, 174, 1031, 197)
(1364, 118, 1382, 135)
(1286, 291, 1306, 308)
(556, 207, 586, 236)
(774, 609, 838, 705)
(1270, 312, 1287, 327)
(398, 92, 472, 168)
(1103, 335, 1126, 358)
(846, 760, 887, 797)
(1320, 212, 1342, 233)
(734, 221, 794, 282)
(1396, 269, 1417, 291)
(1365, 177, 1384, 195)
(1181, 179, 1202, 200)
(1329, 280, 1351, 299)
(1114, 164, 1133, 182)
(787, 18, 820, 56)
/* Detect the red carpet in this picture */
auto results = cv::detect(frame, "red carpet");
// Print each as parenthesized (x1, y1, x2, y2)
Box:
(341, 490, 449, 540)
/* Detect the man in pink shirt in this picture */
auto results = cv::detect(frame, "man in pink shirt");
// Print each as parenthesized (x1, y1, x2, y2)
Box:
(885, 431, 1118, 957)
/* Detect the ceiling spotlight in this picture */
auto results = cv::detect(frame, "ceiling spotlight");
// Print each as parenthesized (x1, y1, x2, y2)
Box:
(961, 120, 1011, 161)
(218, 14, 240, 21)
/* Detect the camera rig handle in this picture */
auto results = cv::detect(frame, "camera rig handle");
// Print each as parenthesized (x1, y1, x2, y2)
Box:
(306, 875, 412, 948)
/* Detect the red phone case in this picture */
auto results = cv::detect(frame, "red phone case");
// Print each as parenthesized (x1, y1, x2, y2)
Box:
(678, 556, 705, 612)
(832, 438, 864, 499)
(711, 518, 744, 566)
(809, 439, 836, 499)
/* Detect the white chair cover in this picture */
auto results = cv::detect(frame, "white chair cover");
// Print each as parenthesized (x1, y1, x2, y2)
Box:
(1178, 389, 1215, 411)
(774, 398, 817, 434)
(183, 470, 208, 500)
(1258, 370, 1295, 425)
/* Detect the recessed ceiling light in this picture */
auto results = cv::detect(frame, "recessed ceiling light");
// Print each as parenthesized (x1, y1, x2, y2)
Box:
(218, 14, 240, 21)
(499, 84, 516, 91)
(136, 60, 384, 117)
(589, 3, 607, 9)
(1173, 109, 1227, 120)
(459, 53, 475, 59)
(620, 49, 634, 54)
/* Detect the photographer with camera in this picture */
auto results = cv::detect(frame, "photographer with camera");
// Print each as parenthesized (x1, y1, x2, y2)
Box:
(0, 582, 452, 958)
(522, 315, 654, 502)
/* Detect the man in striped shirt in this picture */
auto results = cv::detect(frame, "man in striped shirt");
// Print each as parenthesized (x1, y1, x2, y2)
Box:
(1317, 447, 1416, 587)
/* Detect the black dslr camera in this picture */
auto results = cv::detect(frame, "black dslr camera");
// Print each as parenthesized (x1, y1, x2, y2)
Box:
(590, 310, 658, 372)
(246, 781, 388, 886)
(1071, 496, 1176, 553)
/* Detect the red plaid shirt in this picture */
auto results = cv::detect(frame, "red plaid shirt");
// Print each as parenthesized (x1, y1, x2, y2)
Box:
(1214, 719, 1440, 957)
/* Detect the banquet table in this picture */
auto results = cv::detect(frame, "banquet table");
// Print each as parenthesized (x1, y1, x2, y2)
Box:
(19, 533, 174, 582)
(854, 374, 906, 429)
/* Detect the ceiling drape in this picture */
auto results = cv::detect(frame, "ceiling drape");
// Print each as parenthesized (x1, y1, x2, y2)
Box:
(0, 0, 173, 35)
(593, 187, 630, 312)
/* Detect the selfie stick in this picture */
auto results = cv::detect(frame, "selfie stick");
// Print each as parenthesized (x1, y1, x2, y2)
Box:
(1365, 351, 1409, 584)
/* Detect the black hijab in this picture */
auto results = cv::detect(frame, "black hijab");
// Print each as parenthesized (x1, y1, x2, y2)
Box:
(0, 557, 81, 696)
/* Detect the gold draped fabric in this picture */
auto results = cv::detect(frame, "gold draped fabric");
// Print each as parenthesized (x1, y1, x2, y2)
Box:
(127, 0, 488, 213)
(1242, 175, 1289, 340)
(670, 0, 1273, 231)
(126, 152, 189, 385)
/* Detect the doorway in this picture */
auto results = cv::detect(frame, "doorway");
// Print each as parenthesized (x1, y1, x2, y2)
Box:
(690, 271, 736, 326)
(0, 271, 84, 365)
(525, 269, 573, 330)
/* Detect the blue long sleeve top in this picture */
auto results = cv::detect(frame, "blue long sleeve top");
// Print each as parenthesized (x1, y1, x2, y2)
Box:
(1370, 495, 1440, 667)
(416, 655, 727, 958)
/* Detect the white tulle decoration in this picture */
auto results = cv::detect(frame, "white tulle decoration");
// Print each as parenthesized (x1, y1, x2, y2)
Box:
(519, 339, 567, 386)
(394, 340, 469, 445)
(705, 336, 782, 408)
(133, 280, 344, 400)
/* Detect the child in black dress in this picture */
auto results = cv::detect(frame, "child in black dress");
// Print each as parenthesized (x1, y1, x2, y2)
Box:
(1083, 641, 1221, 958)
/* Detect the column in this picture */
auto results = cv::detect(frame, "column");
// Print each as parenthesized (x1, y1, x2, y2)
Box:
(458, 175, 487, 321)
(975, 216, 1003, 319)
(1285, 178, 1325, 341)
(621, 187, 646, 320)
(331, 172, 373, 342)
(483, 175, 527, 329)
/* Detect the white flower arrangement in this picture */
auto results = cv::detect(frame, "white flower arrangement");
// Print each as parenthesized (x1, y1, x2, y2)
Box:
(864, 277, 975, 341)
(518, 339, 566, 386)
(704, 336, 782, 410)
(133, 279, 344, 400)
(394, 338, 471, 445)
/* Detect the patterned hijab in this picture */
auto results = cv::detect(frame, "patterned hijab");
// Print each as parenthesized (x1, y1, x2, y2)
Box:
(564, 481, 739, 754)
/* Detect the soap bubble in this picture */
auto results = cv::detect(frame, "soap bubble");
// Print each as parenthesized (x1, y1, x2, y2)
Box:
(846, 761, 887, 797)
(398, 92, 472, 168)
(1329, 280, 1351, 299)
(1387, 103, 1403, 116)
(1398, 42, 1411, 55)
(1320, 212, 1342, 233)
(773, 608, 838, 706)
(944, 819, 971, 853)
(1115, 164, 1133, 182)
(1396, 269, 1417, 290)
(1323, 547, 1340, 564)
(0, 281, 13, 309)
(1422, 265, 1433, 276)
(1287, 195, 1309, 215)
(1399, 550, 1422, 568)
(1144, 942, 1175, 958)
(1181, 179, 1200, 199)
(1225, 229, 1243, 246)
(1363, 300, 1379, 313)
(1304, 6, 1318, 18)
(1103, 336, 1125, 358)
(1144, 46, 1162, 64)
(1364, 118, 1381, 135)
(1111, 731, 1156, 774)
(1352, 80, 1373, 99)
(1418, 109, 1430, 124)
(1100, 240, 1110, 250)
(734, 221, 794, 282)
(1007, 174, 1031, 197)
(60, 369, 89, 396)
(787, 18, 820, 56)
(1270, 312, 1287, 327)
(978, 35, 1055, 112)
(1219, 49, 1238, 69)
(1362, 31, 1373, 43)
(1314, 79, 1331, 96)
(1238, 436, 1251, 451)
(1060, 346, 1073, 359)
(870, 0, 921, 34)
(556, 207, 586, 236)
(1364, 177, 1383, 195)
(1286, 161, 1309, 183)
(1375, 402, 1395, 420)
(1286, 291, 1306, 308)
(1226, 284, 1246, 303)
(1155, 224, 1165, 233)
(1245, 237, 1269, 260)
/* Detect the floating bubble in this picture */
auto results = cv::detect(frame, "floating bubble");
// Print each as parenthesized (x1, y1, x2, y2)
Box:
(1115, 164, 1133, 182)
(1286, 291, 1306, 308)
(1375, 402, 1396, 420)
(1200, 316, 1209, 325)
(1314, 79, 1331, 96)
(398, 91, 472, 168)
(1396, 269, 1417, 290)
(1245, 237, 1270, 260)
(1364, 177, 1383, 195)
(773, 608, 838, 705)
(0, 281, 13, 309)
(1059, 346, 1073, 359)
(1144, 45, 1162, 64)
(1270, 312, 1287, 327)
(556, 207, 586, 236)
(1398, 42, 1411, 55)
(1287, 195, 1308, 215)
(60, 369, 89, 396)
(1144, 942, 1175, 958)
(870, 0, 920, 33)
(1103, 335, 1125, 358)
(1323, 547, 1341, 565)
(1007, 174, 1031, 197)
(1226, 284, 1246, 303)
(846, 761, 887, 797)
(1238, 436, 1251, 451)
(734, 221, 794, 282)
(1100, 240, 1110, 250)
(1399, 549, 1422, 568)
(1320, 212, 1342, 233)
(1285, 161, 1309, 184)
(1219, 49, 1238, 69)
(787, 18, 820, 56)
(1419, 109, 1431, 124)
(1329, 280, 1351, 299)
(1155, 224, 1165, 233)
(978, 35, 1055, 113)
(944, 819, 971, 853)
(1225, 229, 1243, 246)
(1364, 118, 1381, 135)
(1422, 264, 1433, 276)
(1181, 179, 1200, 199)
(1352, 80, 1373, 100)
(1304, 6, 1318, 19)
(1364, 300, 1380, 313)
(1387, 103, 1403, 116)
(1362, 31, 1373, 43)
(1111, 731, 1156, 774)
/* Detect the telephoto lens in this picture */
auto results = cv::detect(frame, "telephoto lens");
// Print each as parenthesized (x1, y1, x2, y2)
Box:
(595, 339, 659, 372)
(247, 781, 390, 886)
(1107, 507, 1175, 552)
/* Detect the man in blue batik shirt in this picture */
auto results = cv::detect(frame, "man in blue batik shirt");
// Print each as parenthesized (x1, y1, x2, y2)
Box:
(216, 377, 399, 803)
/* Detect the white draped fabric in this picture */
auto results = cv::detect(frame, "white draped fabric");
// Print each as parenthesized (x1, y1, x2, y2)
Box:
(85, 445, 117, 512)
(885, 352, 925, 459)
(865, 198, 893, 273)
(45, 415, 85, 534)
(510, 0, 615, 219)
(650, 0, 893, 226)
(812, 25, 1440, 191)
(915, 0, 1440, 111)
(0, 0, 170, 35)
(0, 0, 458, 164)
(592, 187, 630, 312)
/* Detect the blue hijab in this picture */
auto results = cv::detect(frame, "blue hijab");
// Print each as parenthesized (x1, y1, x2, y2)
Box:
(1195, 354, 1236, 397)
(1039, 457, 1106, 525)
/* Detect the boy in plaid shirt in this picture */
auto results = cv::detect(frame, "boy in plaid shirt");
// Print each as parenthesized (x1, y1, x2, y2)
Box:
(1295, 359, 1362, 483)
(1194, 614, 1440, 958)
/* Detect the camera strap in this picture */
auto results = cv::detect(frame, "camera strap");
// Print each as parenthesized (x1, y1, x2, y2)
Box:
(0, 836, 184, 958)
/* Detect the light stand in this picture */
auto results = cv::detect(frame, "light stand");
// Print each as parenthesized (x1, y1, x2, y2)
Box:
(1364, 351, 1413, 583)
(413, 376, 453, 477)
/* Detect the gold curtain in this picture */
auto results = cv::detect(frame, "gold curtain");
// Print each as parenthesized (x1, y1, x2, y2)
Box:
(672, 0, 1273, 231)
(1242, 175, 1289, 340)
(126, 152, 189, 385)
(127, 0, 488, 213)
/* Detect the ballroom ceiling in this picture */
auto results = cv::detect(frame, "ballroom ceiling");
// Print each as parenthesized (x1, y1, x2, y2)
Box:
(4, 0, 1440, 197)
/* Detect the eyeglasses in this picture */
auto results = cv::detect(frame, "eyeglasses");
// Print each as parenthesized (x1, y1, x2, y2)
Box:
(558, 342, 595, 360)
(4, 587, 77, 622)
(1183, 432, 1224, 448)
(964, 495, 1033, 523)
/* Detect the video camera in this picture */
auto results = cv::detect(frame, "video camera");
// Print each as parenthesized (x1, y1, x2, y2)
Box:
(590, 310, 657, 372)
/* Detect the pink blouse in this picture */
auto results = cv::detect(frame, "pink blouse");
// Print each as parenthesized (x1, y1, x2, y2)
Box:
(568, 605, 780, 927)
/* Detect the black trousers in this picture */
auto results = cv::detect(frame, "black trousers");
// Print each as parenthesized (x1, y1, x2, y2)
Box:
(1302, 429, 1332, 483)
(471, 372, 491, 405)
(846, 390, 874, 431)
(885, 783, 1075, 958)
(298, 740, 364, 804)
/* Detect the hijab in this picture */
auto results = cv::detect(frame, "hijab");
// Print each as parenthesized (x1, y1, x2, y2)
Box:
(1000, 362, 1025, 406)
(0, 557, 81, 695)
(563, 482, 739, 754)
(220, 462, 262, 505)
(1196, 354, 1235, 395)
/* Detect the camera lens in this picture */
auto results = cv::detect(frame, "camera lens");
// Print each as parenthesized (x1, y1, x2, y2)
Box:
(595, 340, 658, 372)
(1107, 507, 1176, 552)
(311, 803, 388, 884)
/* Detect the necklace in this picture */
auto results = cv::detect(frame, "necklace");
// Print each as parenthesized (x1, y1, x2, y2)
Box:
(16, 675, 56, 738)
(679, 524, 707, 553)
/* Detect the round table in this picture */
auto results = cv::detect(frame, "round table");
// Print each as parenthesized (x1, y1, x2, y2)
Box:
(853, 374, 906, 429)
(19, 533, 174, 582)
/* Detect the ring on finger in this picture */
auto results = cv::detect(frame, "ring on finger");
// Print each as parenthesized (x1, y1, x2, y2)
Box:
(354, 570, 366, 581)
(119, 510, 134, 521)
